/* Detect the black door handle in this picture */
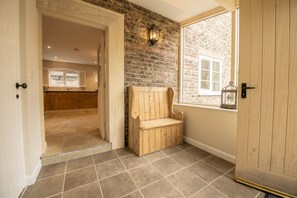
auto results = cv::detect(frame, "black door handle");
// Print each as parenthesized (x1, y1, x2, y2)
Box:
(241, 83, 255, 98)
(16, 83, 27, 89)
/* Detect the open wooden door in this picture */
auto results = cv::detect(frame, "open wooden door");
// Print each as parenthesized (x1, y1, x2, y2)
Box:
(236, 0, 297, 197)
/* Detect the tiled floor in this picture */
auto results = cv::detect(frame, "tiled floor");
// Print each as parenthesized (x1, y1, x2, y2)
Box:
(23, 143, 267, 198)
(44, 109, 107, 157)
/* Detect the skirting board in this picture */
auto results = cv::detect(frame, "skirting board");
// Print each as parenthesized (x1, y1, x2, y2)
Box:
(26, 160, 41, 186)
(183, 136, 236, 164)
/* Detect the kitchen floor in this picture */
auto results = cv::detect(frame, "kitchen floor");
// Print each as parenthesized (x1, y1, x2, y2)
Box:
(44, 109, 106, 157)
(22, 143, 268, 198)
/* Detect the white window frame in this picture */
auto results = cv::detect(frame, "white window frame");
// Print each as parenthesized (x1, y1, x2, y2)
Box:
(48, 69, 80, 88)
(198, 55, 222, 95)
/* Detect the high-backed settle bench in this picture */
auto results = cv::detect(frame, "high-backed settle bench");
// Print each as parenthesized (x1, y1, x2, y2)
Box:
(128, 86, 184, 156)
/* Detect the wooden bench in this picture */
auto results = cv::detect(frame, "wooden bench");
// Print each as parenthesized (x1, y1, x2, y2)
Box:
(128, 86, 184, 156)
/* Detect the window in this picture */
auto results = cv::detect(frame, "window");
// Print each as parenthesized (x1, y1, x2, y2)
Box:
(199, 56, 222, 95)
(181, 11, 237, 106)
(49, 70, 80, 87)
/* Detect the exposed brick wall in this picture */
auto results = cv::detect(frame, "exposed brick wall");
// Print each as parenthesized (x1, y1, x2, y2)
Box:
(83, 0, 179, 144)
(182, 12, 232, 105)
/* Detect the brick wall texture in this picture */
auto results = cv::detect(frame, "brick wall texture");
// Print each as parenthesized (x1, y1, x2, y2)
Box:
(182, 12, 232, 105)
(83, 0, 179, 143)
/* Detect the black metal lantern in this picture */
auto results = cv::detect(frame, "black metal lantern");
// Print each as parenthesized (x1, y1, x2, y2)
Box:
(220, 81, 238, 109)
(149, 24, 160, 45)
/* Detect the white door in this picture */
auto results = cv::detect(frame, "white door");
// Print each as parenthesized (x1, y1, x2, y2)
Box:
(236, 0, 297, 197)
(0, 0, 26, 197)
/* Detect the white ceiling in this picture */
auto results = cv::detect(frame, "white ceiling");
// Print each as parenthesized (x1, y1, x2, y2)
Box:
(42, 16, 103, 66)
(127, 0, 220, 22)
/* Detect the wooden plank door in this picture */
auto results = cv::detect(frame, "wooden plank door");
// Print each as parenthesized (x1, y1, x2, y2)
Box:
(236, 0, 297, 197)
(0, 0, 26, 197)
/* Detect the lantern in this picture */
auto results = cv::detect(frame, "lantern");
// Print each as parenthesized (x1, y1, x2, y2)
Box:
(149, 24, 160, 45)
(220, 81, 237, 109)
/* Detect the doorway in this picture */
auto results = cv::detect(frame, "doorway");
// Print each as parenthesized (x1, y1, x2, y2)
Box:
(41, 16, 108, 157)
(37, 0, 125, 156)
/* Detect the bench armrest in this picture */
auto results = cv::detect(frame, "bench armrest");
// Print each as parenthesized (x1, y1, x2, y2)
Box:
(172, 111, 183, 121)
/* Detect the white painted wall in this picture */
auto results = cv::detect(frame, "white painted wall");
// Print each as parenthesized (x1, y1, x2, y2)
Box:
(20, 0, 43, 185)
(174, 104, 237, 163)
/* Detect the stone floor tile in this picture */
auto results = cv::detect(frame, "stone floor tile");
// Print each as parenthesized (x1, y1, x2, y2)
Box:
(227, 167, 235, 178)
(100, 172, 137, 198)
(192, 186, 226, 198)
(170, 151, 197, 166)
(120, 155, 147, 169)
(177, 142, 194, 150)
(204, 155, 234, 173)
(189, 161, 224, 183)
(162, 146, 182, 156)
(122, 190, 143, 198)
(167, 169, 207, 197)
(211, 175, 260, 198)
(64, 166, 97, 191)
(93, 151, 118, 164)
(186, 147, 211, 160)
(152, 157, 182, 176)
(115, 147, 134, 157)
(37, 162, 66, 179)
(22, 175, 64, 198)
(96, 159, 126, 179)
(66, 156, 94, 172)
(129, 164, 162, 188)
(48, 194, 62, 198)
(63, 181, 102, 198)
(144, 151, 167, 163)
(141, 178, 183, 198)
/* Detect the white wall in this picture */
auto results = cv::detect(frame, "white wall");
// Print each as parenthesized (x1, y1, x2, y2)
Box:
(174, 104, 237, 163)
(20, 0, 43, 185)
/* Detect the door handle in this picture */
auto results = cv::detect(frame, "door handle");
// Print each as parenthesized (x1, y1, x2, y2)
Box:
(241, 83, 255, 98)
(16, 83, 27, 89)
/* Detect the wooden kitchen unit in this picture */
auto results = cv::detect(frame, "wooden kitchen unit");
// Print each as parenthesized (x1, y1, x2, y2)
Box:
(44, 91, 98, 111)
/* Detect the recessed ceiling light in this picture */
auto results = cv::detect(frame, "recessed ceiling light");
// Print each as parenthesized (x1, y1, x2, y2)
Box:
(94, 61, 97, 64)
(47, 45, 51, 49)
(54, 56, 58, 59)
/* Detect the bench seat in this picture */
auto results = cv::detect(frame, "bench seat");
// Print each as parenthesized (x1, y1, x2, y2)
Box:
(140, 118, 183, 130)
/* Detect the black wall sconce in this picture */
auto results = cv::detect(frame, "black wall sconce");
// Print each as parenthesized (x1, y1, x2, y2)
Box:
(149, 24, 160, 45)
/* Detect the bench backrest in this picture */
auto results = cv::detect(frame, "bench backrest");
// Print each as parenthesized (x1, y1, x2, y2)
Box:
(129, 86, 175, 121)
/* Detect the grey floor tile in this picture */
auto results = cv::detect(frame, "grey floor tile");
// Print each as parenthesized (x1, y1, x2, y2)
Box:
(212, 175, 260, 198)
(115, 147, 134, 157)
(100, 172, 137, 198)
(129, 164, 162, 188)
(256, 192, 266, 198)
(167, 169, 207, 197)
(141, 178, 183, 198)
(48, 194, 62, 198)
(120, 155, 147, 169)
(190, 161, 223, 183)
(144, 151, 166, 162)
(204, 155, 234, 173)
(37, 162, 66, 179)
(66, 156, 94, 172)
(170, 151, 197, 166)
(63, 181, 102, 198)
(122, 190, 143, 198)
(152, 157, 182, 176)
(186, 147, 211, 160)
(96, 159, 126, 179)
(64, 166, 97, 191)
(93, 151, 118, 164)
(227, 168, 235, 178)
(192, 186, 226, 198)
(177, 142, 194, 150)
(162, 146, 182, 155)
(22, 175, 64, 198)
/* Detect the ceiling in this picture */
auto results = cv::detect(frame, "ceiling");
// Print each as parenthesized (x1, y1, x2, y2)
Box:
(127, 0, 220, 22)
(42, 16, 103, 66)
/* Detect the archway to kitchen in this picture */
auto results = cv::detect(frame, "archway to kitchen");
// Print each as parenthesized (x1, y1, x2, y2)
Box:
(37, 0, 125, 162)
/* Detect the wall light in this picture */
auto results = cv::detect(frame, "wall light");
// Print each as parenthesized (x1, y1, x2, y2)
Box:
(149, 24, 160, 45)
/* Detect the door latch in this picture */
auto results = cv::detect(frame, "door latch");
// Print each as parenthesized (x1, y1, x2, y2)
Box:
(241, 83, 255, 98)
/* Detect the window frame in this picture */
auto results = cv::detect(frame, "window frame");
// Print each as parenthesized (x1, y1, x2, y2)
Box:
(179, 7, 239, 106)
(48, 69, 80, 88)
(198, 55, 222, 95)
